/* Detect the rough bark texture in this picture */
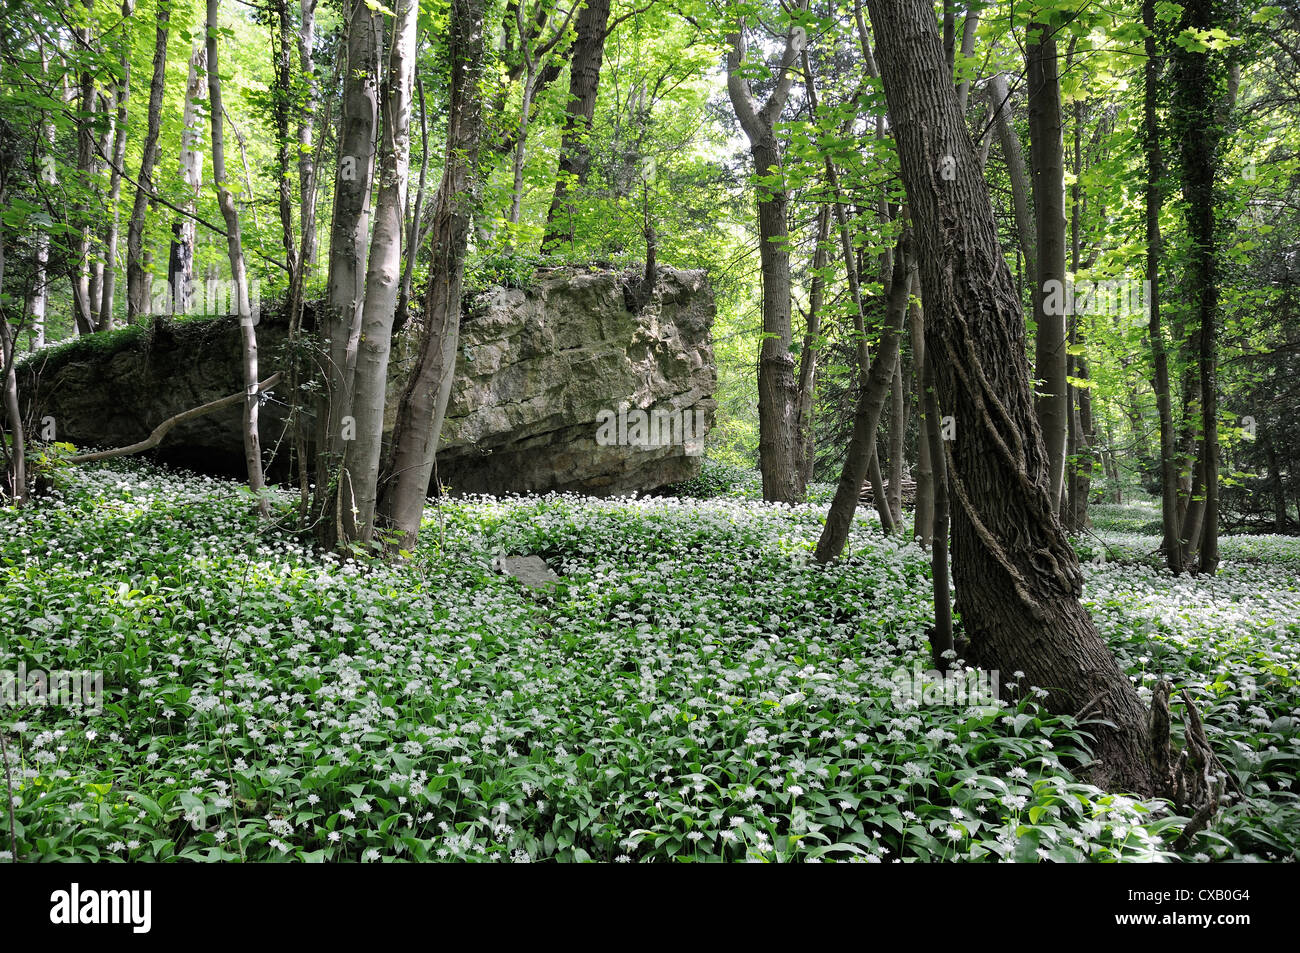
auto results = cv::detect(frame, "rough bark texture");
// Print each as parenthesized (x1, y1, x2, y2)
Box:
(313, 0, 380, 545)
(542, 0, 612, 250)
(726, 19, 803, 504)
(866, 0, 1157, 794)
(1143, 0, 1185, 574)
(378, 0, 488, 552)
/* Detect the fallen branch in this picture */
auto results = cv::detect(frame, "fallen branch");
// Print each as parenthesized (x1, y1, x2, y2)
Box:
(66, 373, 282, 463)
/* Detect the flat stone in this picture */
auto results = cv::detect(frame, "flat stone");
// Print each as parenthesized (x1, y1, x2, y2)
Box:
(494, 555, 560, 589)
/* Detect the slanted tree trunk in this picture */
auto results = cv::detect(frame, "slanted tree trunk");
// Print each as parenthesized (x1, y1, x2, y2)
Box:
(378, 0, 488, 553)
(542, 0, 612, 251)
(206, 0, 268, 516)
(1027, 23, 1069, 510)
(98, 0, 134, 332)
(313, 0, 381, 547)
(866, 0, 1159, 795)
(337, 0, 419, 547)
(815, 238, 914, 563)
(127, 0, 171, 323)
(1142, 0, 1184, 574)
(988, 72, 1037, 295)
(726, 15, 805, 503)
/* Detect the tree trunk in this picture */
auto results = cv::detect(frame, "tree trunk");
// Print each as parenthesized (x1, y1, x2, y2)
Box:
(206, 0, 268, 517)
(0, 156, 27, 503)
(98, 0, 134, 332)
(727, 20, 803, 503)
(274, 0, 300, 289)
(795, 204, 830, 493)
(1027, 24, 1069, 510)
(542, 0, 612, 251)
(924, 347, 951, 667)
(910, 271, 933, 544)
(815, 238, 913, 562)
(168, 39, 206, 316)
(313, 0, 381, 546)
(127, 0, 171, 323)
(298, 0, 319, 269)
(339, 0, 419, 546)
(988, 72, 1037, 294)
(888, 351, 905, 524)
(866, 0, 1158, 795)
(378, 0, 488, 553)
(396, 71, 429, 333)
(1173, 0, 1224, 575)
(1142, 0, 1184, 574)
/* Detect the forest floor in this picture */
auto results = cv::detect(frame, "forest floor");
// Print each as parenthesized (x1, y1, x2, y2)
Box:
(1, 461, 1297, 862)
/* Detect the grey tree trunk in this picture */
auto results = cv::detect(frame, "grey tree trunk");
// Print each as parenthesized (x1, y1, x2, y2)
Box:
(910, 271, 933, 544)
(866, 0, 1158, 795)
(988, 72, 1037, 294)
(298, 0, 319, 269)
(207, 0, 268, 517)
(127, 0, 171, 323)
(795, 204, 831, 492)
(378, 0, 488, 553)
(313, 0, 380, 546)
(341, 0, 420, 546)
(726, 17, 804, 503)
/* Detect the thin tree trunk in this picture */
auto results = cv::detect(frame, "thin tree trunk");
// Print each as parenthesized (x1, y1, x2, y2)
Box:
(988, 72, 1037, 294)
(542, 0, 613, 250)
(0, 162, 26, 503)
(910, 270, 933, 544)
(207, 0, 268, 517)
(298, 0, 319, 269)
(98, 0, 134, 332)
(73, 0, 97, 335)
(866, 0, 1158, 795)
(1142, 0, 1184, 573)
(795, 204, 830, 493)
(379, 0, 488, 553)
(888, 351, 905, 524)
(274, 0, 300, 289)
(127, 0, 171, 323)
(1028, 25, 1069, 510)
(815, 239, 913, 562)
(924, 348, 951, 667)
(169, 40, 206, 316)
(396, 70, 429, 333)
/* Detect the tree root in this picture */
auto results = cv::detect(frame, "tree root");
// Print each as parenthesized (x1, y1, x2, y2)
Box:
(1150, 680, 1239, 852)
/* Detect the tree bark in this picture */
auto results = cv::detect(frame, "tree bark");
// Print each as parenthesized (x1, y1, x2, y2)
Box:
(726, 16, 805, 503)
(298, 0, 319, 269)
(866, 0, 1158, 795)
(207, 0, 268, 516)
(910, 270, 933, 544)
(98, 0, 134, 332)
(542, 0, 613, 251)
(815, 238, 913, 563)
(1027, 25, 1069, 510)
(988, 72, 1037, 295)
(127, 0, 171, 323)
(313, 0, 381, 546)
(378, 0, 488, 553)
(168, 39, 206, 316)
(1142, 0, 1184, 574)
(340, 0, 419, 546)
